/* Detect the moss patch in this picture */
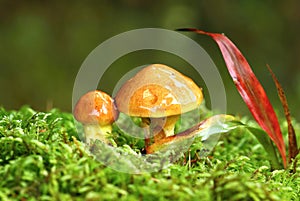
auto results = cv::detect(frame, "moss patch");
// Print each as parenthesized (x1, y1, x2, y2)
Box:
(0, 106, 299, 200)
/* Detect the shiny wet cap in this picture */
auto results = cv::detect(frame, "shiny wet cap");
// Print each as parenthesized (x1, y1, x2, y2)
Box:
(74, 90, 119, 125)
(115, 64, 203, 117)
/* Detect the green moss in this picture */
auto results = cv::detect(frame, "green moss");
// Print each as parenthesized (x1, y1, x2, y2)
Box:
(0, 106, 299, 200)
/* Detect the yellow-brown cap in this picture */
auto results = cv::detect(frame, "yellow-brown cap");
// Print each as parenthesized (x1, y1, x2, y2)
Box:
(74, 90, 119, 125)
(115, 64, 203, 117)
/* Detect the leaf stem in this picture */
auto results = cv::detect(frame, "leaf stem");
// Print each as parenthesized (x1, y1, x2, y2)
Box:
(267, 65, 299, 163)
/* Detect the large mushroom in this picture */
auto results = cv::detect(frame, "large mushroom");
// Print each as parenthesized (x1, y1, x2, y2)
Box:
(74, 90, 119, 145)
(115, 64, 203, 149)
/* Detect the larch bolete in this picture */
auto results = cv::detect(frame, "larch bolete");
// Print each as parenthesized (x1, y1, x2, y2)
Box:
(74, 90, 119, 144)
(115, 64, 203, 148)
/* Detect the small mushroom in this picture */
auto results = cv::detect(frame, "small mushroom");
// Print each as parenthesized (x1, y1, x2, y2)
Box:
(115, 64, 203, 150)
(74, 90, 119, 145)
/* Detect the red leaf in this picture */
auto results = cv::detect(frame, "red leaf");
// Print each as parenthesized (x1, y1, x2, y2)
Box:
(178, 28, 287, 167)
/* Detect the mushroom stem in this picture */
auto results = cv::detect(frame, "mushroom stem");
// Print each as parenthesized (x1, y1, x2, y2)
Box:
(152, 115, 180, 142)
(83, 124, 113, 145)
(141, 118, 151, 147)
(141, 115, 180, 147)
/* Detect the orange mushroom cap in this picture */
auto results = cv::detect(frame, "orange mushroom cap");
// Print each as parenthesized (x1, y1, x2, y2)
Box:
(74, 90, 119, 125)
(115, 64, 203, 118)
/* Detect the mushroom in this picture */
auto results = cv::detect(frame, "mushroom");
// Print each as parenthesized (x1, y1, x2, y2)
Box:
(115, 64, 203, 150)
(74, 90, 119, 145)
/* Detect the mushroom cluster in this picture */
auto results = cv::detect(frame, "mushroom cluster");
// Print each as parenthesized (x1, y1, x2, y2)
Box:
(74, 64, 203, 153)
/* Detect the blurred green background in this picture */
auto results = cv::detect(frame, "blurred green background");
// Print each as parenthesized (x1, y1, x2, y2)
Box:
(1, 0, 300, 119)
